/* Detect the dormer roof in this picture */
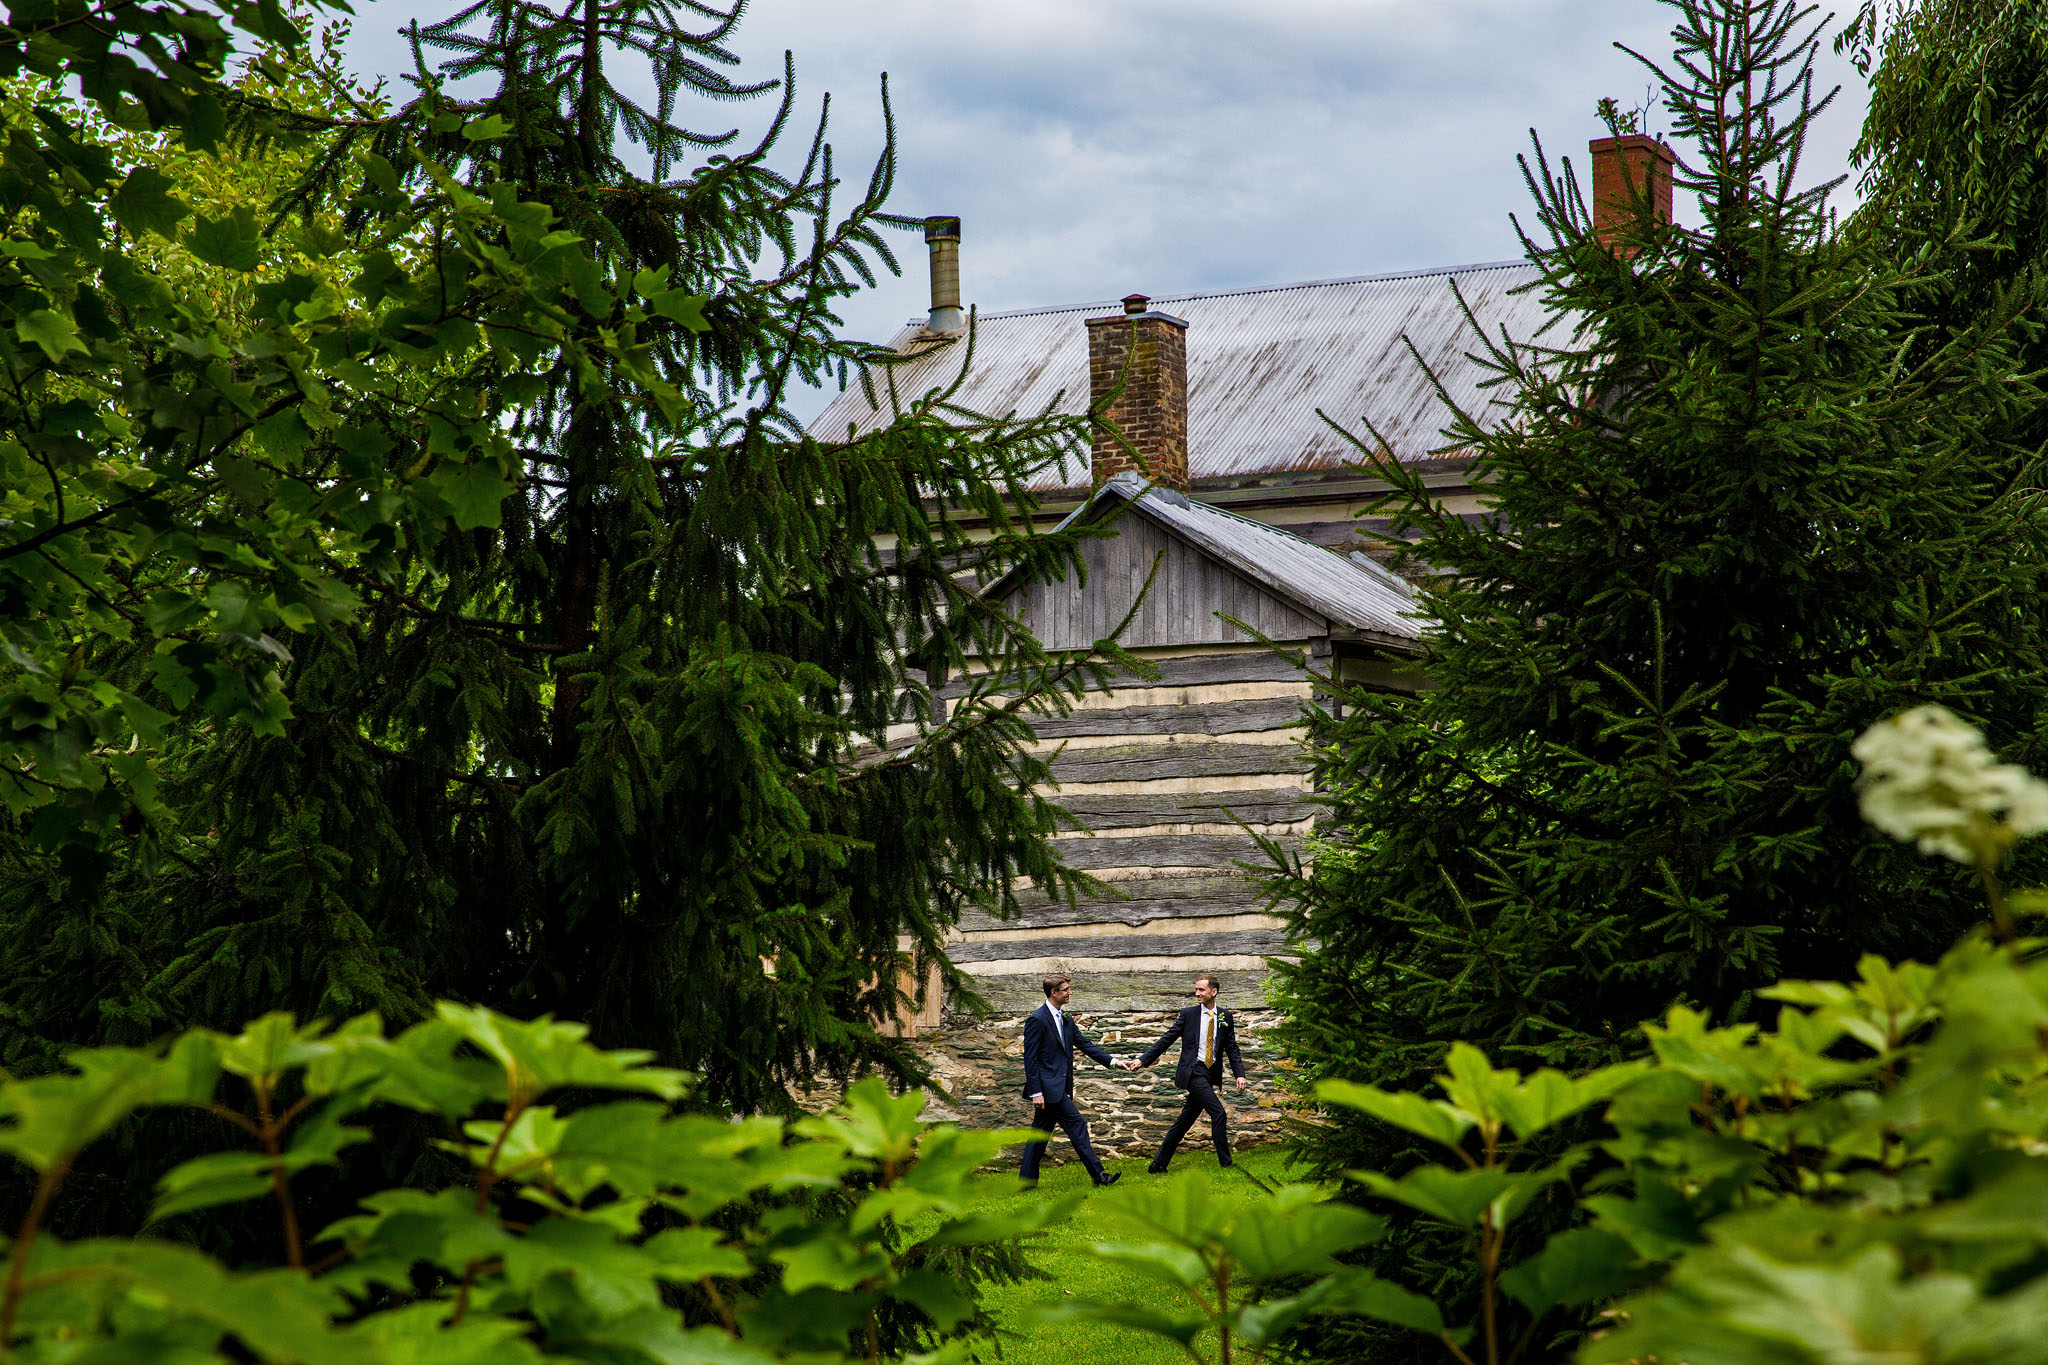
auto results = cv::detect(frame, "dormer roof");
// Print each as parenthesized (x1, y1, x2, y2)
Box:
(992, 473, 1423, 651)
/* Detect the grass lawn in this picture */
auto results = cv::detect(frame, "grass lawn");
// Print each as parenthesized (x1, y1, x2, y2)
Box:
(954, 1146, 1302, 1364)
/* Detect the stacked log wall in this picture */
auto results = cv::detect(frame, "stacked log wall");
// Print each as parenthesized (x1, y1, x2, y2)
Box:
(916, 630, 1319, 1161)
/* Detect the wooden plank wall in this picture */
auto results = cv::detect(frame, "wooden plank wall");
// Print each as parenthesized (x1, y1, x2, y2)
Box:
(1019, 514, 1326, 651)
(943, 645, 1316, 1013)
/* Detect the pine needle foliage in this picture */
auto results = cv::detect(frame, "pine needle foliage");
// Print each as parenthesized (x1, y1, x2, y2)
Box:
(1269, 0, 2048, 1197)
(0, 0, 1121, 1123)
(1844, 0, 2048, 338)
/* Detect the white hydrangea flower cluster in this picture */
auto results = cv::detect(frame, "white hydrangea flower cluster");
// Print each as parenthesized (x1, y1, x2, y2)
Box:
(1851, 706, 2048, 865)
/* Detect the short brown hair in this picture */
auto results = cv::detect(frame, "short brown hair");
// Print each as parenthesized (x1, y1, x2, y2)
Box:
(1042, 975, 1071, 998)
(1196, 972, 1221, 993)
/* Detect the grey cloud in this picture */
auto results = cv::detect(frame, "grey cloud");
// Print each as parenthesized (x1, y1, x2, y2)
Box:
(337, 0, 1870, 419)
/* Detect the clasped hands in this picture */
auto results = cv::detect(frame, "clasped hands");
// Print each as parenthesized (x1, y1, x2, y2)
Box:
(1116, 1059, 1250, 1090)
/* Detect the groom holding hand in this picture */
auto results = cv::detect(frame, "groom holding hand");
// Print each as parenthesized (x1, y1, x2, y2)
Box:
(1127, 972, 1248, 1172)
(1019, 974, 1127, 1188)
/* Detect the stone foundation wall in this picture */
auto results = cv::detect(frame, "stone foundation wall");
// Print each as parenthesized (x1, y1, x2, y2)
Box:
(912, 1006, 1295, 1165)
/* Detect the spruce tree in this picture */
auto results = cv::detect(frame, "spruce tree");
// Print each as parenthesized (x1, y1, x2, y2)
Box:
(1271, 0, 2048, 1179)
(0, 0, 1111, 1120)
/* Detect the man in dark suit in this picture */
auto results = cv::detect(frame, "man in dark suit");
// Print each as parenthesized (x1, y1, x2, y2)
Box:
(1129, 972, 1248, 1172)
(1019, 974, 1125, 1188)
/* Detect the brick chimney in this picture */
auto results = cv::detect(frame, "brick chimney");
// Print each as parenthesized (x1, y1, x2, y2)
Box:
(1588, 134, 1675, 246)
(1086, 293, 1189, 492)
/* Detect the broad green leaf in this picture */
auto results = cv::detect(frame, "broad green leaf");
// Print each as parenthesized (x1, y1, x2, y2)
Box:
(1105, 1165, 1240, 1247)
(1234, 1287, 1331, 1349)
(1350, 1162, 1573, 1231)
(1763, 957, 1937, 1057)
(455, 1104, 572, 1178)
(650, 290, 710, 332)
(16, 308, 88, 362)
(850, 1182, 938, 1236)
(1497, 1225, 1640, 1314)
(771, 1232, 890, 1294)
(1917, 1163, 2048, 1244)
(1582, 1178, 1705, 1261)
(344, 1301, 547, 1365)
(898, 1123, 1035, 1196)
(890, 1268, 978, 1332)
(1030, 1300, 1205, 1347)
(185, 207, 262, 272)
(793, 1074, 927, 1163)
(553, 1104, 771, 1205)
(501, 1215, 664, 1316)
(918, 1191, 1085, 1249)
(1217, 1188, 1386, 1281)
(1644, 1007, 1767, 1097)
(644, 1225, 751, 1281)
(429, 1002, 689, 1104)
(108, 166, 190, 238)
(1585, 1243, 1978, 1365)
(1488, 1062, 1648, 1140)
(430, 463, 515, 532)
(356, 1021, 503, 1116)
(218, 1012, 334, 1084)
(18, 1240, 373, 1365)
(150, 1150, 274, 1223)
(1319, 1078, 1475, 1149)
(1315, 1267, 1448, 1336)
(302, 1014, 388, 1096)
(573, 1312, 781, 1364)
(1084, 1239, 1207, 1289)
(0, 1037, 219, 1172)
(318, 1187, 518, 1275)
(1235, 1269, 1440, 1346)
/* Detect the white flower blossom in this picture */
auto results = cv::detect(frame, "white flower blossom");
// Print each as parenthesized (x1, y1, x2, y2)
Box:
(1851, 706, 2048, 865)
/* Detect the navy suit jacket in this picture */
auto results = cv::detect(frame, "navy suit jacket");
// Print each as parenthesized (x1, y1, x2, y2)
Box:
(1140, 1005, 1245, 1090)
(1021, 1002, 1114, 1104)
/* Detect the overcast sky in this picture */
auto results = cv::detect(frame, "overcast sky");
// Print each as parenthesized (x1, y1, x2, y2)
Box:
(337, 0, 1870, 417)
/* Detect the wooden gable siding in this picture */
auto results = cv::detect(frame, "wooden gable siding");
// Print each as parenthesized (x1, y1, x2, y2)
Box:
(944, 644, 1316, 1013)
(1011, 513, 1326, 651)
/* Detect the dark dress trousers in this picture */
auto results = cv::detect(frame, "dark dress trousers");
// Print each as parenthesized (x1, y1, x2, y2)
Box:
(1139, 1005, 1246, 1170)
(1019, 1002, 1116, 1182)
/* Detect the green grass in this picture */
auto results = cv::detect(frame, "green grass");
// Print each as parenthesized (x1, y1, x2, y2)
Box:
(953, 1146, 1300, 1365)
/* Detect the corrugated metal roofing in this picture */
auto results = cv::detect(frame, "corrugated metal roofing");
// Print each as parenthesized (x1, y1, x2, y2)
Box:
(809, 260, 1553, 490)
(1062, 474, 1421, 644)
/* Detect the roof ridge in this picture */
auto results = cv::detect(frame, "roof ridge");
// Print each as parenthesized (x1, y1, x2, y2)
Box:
(949, 259, 1534, 324)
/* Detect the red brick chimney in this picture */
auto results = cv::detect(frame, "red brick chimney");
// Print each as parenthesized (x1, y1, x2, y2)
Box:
(1589, 134, 1676, 247)
(1086, 294, 1189, 492)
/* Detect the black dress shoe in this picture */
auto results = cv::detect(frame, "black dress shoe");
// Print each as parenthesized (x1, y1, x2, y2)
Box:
(1146, 1164, 1167, 1175)
(1094, 1171, 1122, 1188)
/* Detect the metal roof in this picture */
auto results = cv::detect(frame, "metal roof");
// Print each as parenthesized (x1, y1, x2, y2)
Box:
(1044, 474, 1422, 645)
(809, 260, 1554, 490)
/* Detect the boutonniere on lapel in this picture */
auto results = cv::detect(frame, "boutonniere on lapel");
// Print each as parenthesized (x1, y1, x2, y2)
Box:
(1221, 1009, 1235, 1029)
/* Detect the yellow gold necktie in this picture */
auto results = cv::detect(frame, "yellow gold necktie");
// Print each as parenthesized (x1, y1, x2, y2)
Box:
(1202, 1010, 1214, 1066)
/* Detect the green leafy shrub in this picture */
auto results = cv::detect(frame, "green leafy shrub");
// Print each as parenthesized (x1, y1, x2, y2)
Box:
(0, 1005, 1066, 1361)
